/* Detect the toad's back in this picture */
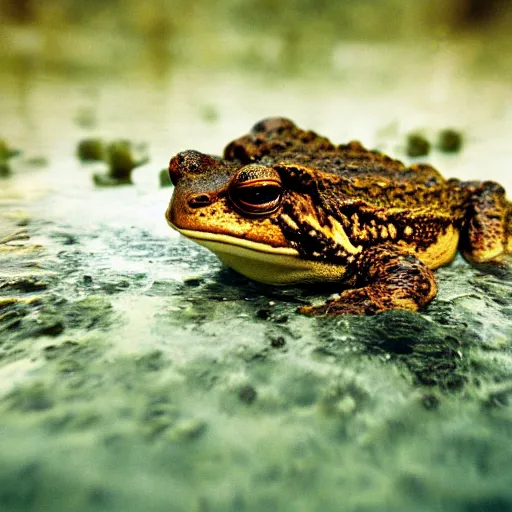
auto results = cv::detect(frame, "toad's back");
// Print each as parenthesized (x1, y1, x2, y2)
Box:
(224, 117, 445, 185)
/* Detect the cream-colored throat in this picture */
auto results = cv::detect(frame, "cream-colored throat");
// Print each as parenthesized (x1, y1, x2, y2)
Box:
(175, 228, 347, 285)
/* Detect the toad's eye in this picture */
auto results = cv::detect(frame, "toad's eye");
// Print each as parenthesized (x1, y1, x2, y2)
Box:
(230, 183, 282, 215)
(229, 165, 283, 217)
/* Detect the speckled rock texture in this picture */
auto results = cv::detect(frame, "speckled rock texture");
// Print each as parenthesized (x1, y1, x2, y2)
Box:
(2, 165, 512, 511)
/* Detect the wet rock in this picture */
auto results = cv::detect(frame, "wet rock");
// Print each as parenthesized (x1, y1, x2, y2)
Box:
(366, 311, 467, 389)
(256, 309, 271, 320)
(15, 216, 30, 227)
(26, 313, 65, 337)
(101, 279, 130, 294)
(0, 275, 51, 292)
(43, 340, 81, 361)
(23, 295, 113, 338)
(41, 339, 101, 386)
(135, 350, 167, 372)
(315, 309, 470, 390)
(56, 356, 85, 377)
(363, 311, 436, 354)
(183, 276, 203, 287)
(8, 382, 54, 412)
(62, 235, 78, 245)
(0, 298, 30, 330)
(0, 276, 50, 293)
(3, 102, 512, 512)
(64, 295, 113, 330)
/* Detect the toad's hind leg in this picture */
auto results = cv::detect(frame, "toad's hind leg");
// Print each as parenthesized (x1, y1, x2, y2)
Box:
(459, 181, 512, 269)
(299, 245, 437, 316)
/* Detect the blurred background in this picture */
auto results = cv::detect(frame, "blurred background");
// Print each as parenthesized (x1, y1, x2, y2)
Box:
(0, 0, 512, 146)
(0, 0, 512, 195)
(1, 0, 512, 72)
(1, 0, 512, 181)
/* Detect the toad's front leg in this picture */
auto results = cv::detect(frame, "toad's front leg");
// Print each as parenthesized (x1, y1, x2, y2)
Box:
(299, 245, 437, 316)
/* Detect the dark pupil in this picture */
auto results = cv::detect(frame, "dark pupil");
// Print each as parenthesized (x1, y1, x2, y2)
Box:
(235, 185, 281, 206)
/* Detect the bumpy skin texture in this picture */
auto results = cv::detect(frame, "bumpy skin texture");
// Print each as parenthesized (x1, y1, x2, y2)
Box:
(167, 117, 512, 315)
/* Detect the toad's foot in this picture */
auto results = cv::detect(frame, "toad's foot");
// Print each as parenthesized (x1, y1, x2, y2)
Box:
(298, 245, 437, 316)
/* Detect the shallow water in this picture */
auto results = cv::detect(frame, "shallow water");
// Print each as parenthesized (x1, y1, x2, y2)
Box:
(1, 33, 512, 511)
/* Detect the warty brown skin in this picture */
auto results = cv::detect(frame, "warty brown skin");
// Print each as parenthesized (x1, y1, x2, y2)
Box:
(166, 117, 512, 315)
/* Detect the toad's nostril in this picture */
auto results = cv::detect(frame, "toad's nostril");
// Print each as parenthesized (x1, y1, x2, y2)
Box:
(188, 194, 211, 208)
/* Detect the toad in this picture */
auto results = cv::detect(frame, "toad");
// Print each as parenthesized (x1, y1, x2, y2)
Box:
(166, 118, 511, 315)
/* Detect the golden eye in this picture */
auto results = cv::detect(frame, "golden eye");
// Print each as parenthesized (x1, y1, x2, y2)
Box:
(230, 182, 282, 215)
(229, 165, 283, 217)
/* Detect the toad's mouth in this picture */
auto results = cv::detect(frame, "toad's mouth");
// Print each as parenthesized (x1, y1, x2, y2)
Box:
(167, 221, 347, 285)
